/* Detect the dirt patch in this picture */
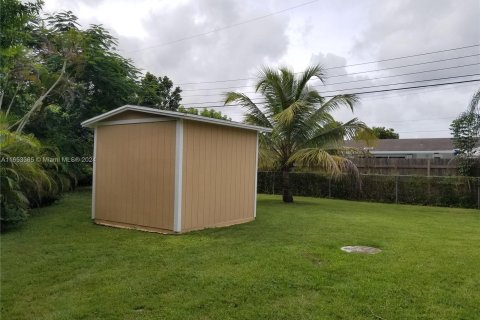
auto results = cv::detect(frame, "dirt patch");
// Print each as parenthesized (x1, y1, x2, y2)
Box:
(341, 246, 381, 254)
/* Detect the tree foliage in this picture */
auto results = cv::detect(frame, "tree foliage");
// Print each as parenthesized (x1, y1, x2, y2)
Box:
(0, 122, 75, 230)
(136, 72, 182, 111)
(371, 126, 399, 139)
(225, 65, 368, 202)
(0, 0, 183, 229)
(178, 106, 231, 120)
(450, 88, 480, 176)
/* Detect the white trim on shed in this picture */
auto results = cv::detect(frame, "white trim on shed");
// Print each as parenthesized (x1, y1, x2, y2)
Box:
(173, 119, 184, 233)
(254, 131, 259, 218)
(81, 105, 272, 133)
(91, 127, 97, 220)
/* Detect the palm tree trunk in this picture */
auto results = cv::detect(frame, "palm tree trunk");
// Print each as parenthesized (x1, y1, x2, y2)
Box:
(282, 169, 293, 203)
(13, 60, 67, 133)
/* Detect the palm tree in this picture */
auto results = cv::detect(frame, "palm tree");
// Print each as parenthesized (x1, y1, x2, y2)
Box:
(467, 87, 480, 114)
(225, 65, 368, 203)
(0, 127, 50, 228)
(0, 113, 75, 230)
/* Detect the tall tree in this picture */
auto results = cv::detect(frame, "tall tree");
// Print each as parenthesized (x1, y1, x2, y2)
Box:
(137, 72, 182, 111)
(1, 1, 141, 185)
(0, 0, 42, 120)
(27, 20, 140, 159)
(4, 7, 140, 159)
(225, 65, 368, 203)
(450, 88, 480, 176)
(178, 106, 231, 120)
(371, 126, 399, 139)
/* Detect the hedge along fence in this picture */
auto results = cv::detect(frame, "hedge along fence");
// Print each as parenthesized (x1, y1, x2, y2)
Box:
(257, 172, 480, 209)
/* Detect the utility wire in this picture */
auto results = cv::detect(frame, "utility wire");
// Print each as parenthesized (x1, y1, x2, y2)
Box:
(180, 62, 480, 98)
(313, 73, 479, 95)
(181, 75, 480, 106)
(188, 82, 478, 108)
(182, 78, 480, 107)
(369, 116, 456, 124)
(175, 44, 480, 85)
(359, 81, 479, 101)
(318, 54, 480, 79)
(180, 54, 480, 91)
(124, 0, 319, 53)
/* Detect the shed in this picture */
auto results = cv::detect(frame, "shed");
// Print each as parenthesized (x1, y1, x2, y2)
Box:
(82, 105, 271, 233)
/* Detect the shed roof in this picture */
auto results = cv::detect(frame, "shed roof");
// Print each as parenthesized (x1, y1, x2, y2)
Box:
(344, 138, 456, 152)
(81, 105, 272, 132)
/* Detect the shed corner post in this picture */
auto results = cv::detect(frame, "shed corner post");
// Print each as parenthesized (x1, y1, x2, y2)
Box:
(91, 126, 97, 220)
(254, 131, 259, 218)
(173, 119, 184, 233)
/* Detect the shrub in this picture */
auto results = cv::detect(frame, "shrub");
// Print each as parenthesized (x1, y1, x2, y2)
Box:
(0, 204, 28, 231)
(0, 129, 77, 231)
(257, 171, 479, 209)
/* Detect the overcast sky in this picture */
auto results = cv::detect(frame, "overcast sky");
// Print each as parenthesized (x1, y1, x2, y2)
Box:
(43, 0, 480, 138)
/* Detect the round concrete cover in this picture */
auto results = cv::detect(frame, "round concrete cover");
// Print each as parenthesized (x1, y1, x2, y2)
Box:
(341, 246, 381, 254)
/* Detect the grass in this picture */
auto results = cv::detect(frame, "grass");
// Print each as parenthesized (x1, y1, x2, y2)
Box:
(1, 189, 479, 320)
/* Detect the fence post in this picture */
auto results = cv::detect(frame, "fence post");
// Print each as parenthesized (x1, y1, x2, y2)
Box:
(272, 172, 275, 195)
(477, 177, 479, 209)
(328, 177, 332, 198)
(395, 176, 399, 204)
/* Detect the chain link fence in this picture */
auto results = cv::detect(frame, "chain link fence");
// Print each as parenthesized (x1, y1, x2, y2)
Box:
(257, 171, 480, 209)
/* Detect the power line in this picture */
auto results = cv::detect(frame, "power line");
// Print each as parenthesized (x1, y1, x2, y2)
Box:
(369, 116, 456, 124)
(183, 83, 476, 109)
(184, 82, 478, 109)
(314, 73, 480, 95)
(360, 82, 479, 101)
(183, 78, 480, 107)
(180, 54, 480, 91)
(124, 0, 319, 53)
(181, 75, 480, 106)
(175, 44, 480, 85)
(180, 62, 480, 98)
(322, 54, 479, 79)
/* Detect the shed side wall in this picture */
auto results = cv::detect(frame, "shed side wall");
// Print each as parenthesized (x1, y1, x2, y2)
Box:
(95, 121, 176, 231)
(181, 120, 257, 231)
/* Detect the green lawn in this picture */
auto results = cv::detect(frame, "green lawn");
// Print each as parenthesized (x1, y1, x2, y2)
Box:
(1, 190, 479, 319)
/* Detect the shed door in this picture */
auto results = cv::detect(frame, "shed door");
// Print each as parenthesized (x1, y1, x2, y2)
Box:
(94, 121, 176, 230)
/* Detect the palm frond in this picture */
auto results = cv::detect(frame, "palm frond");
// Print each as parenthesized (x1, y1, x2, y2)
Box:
(317, 94, 359, 114)
(273, 100, 310, 127)
(288, 148, 342, 176)
(256, 67, 288, 110)
(303, 90, 325, 105)
(300, 122, 347, 148)
(468, 87, 480, 113)
(341, 118, 369, 140)
(289, 148, 359, 178)
(295, 64, 326, 99)
(353, 127, 377, 147)
(224, 92, 272, 128)
(331, 155, 360, 180)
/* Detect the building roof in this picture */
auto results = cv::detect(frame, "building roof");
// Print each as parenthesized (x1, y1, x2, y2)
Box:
(81, 105, 273, 132)
(344, 138, 455, 152)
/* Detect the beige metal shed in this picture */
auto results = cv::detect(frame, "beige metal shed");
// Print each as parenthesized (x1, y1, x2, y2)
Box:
(82, 105, 271, 233)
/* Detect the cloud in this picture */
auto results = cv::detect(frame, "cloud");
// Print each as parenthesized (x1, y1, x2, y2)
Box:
(114, 0, 292, 120)
(41, 0, 480, 136)
(343, 0, 480, 137)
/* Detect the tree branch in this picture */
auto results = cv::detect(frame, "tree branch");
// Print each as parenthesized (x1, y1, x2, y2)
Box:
(6, 83, 22, 117)
(13, 60, 67, 133)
